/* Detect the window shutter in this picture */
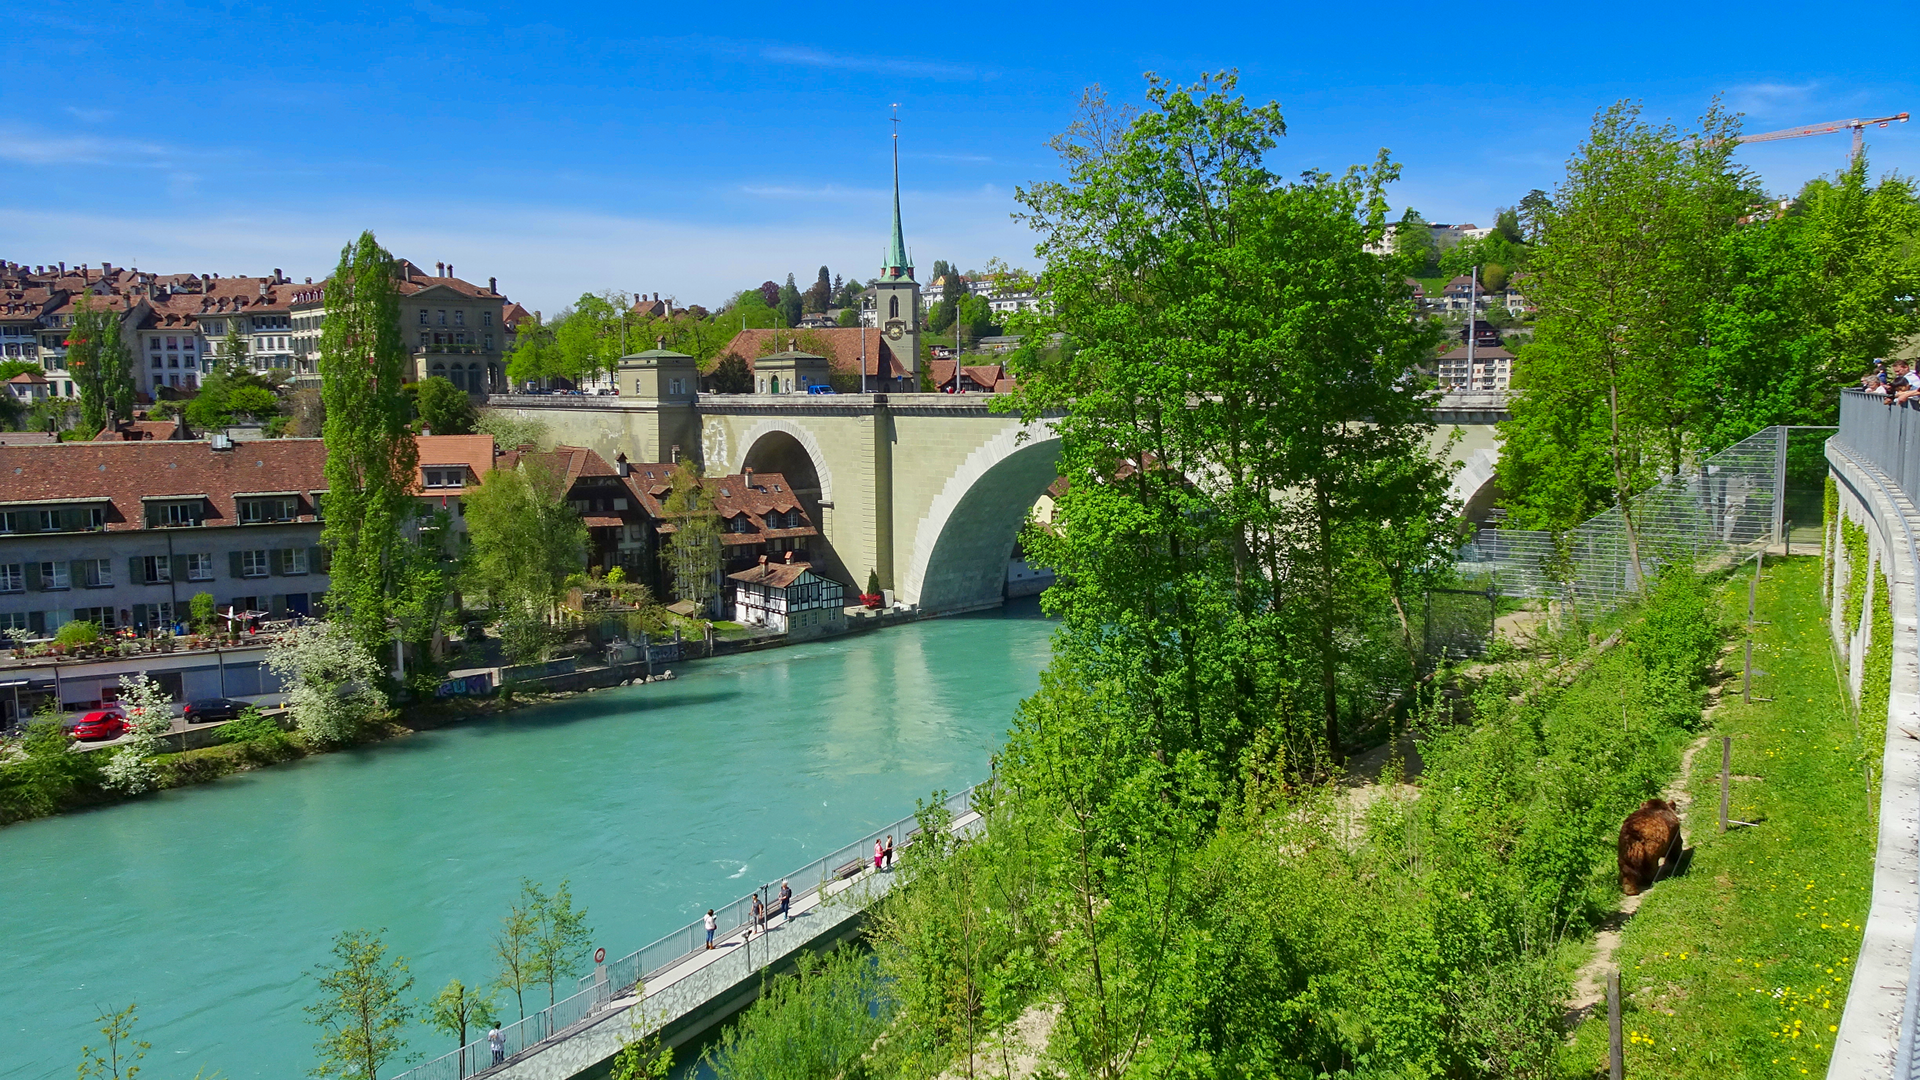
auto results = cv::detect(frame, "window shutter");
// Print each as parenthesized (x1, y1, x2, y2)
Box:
(131, 604, 148, 628)
(129, 557, 145, 585)
(69, 561, 83, 586)
(28, 611, 43, 633)
(24, 562, 39, 591)
(229, 551, 244, 578)
(270, 550, 284, 576)
(311, 547, 327, 574)
(172, 554, 189, 582)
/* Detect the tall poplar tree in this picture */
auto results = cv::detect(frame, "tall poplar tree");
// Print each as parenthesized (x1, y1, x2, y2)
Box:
(66, 294, 134, 434)
(658, 463, 721, 612)
(319, 233, 419, 661)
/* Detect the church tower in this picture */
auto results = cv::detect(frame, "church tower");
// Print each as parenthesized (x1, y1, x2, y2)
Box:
(869, 116, 921, 388)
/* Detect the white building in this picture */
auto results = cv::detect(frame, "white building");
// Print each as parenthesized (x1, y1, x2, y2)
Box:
(727, 558, 846, 640)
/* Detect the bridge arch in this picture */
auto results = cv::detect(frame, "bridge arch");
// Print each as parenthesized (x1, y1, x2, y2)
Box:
(899, 420, 1062, 613)
(724, 419, 836, 507)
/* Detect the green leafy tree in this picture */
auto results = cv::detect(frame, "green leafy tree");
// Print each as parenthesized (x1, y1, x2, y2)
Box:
(187, 362, 280, 431)
(319, 232, 419, 661)
(708, 353, 753, 394)
(474, 409, 547, 451)
(266, 620, 390, 746)
(802, 265, 832, 314)
(306, 928, 415, 1080)
(530, 879, 592, 1007)
(412, 375, 477, 434)
(1516, 187, 1554, 242)
(0, 358, 40, 380)
(1494, 204, 1524, 242)
(189, 591, 216, 632)
(504, 312, 557, 386)
(461, 457, 586, 664)
(493, 887, 539, 1021)
(0, 711, 101, 823)
(222, 323, 250, 371)
(777, 274, 803, 328)
(425, 978, 498, 1068)
(66, 294, 135, 434)
(658, 463, 721, 611)
(1498, 100, 1748, 562)
(835, 308, 860, 327)
(1010, 72, 1448, 764)
(77, 1002, 149, 1080)
(1393, 207, 1439, 275)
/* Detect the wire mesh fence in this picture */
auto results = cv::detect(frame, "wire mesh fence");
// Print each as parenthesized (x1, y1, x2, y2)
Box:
(1458, 426, 1793, 612)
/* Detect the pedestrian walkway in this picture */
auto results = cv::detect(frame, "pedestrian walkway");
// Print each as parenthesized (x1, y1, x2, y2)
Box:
(390, 792, 981, 1080)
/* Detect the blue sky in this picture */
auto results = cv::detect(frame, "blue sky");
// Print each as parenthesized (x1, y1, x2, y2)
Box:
(3, 0, 1916, 314)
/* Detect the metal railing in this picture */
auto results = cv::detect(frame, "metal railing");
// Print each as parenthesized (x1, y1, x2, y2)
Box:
(390, 785, 979, 1080)
(1837, 390, 1920, 507)
(1459, 426, 1790, 611)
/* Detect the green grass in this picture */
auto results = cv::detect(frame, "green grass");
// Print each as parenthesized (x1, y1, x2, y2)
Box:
(1562, 555, 1879, 1077)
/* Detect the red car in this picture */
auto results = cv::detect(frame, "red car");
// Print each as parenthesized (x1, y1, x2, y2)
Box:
(66, 710, 128, 741)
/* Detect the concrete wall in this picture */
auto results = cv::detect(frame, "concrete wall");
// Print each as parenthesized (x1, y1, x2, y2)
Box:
(1824, 439, 1920, 1080)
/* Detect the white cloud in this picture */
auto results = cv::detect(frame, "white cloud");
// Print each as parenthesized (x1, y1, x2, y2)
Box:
(0, 125, 176, 167)
(760, 46, 977, 81)
(1726, 81, 1820, 118)
(64, 106, 114, 125)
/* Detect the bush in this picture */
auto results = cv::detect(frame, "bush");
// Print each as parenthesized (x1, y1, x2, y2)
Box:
(216, 707, 293, 750)
(0, 716, 102, 823)
(54, 620, 100, 647)
(190, 592, 216, 632)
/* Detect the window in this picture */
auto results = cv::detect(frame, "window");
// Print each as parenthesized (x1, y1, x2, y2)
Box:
(150, 338, 161, 351)
(669, 378, 683, 395)
(186, 553, 214, 581)
(152, 353, 164, 368)
(423, 469, 461, 488)
(419, 309, 429, 325)
(37, 510, 58, 531)
(437, 310, 447, 326)
(0, 611, 26, 632)
(73, 606, 117, 630)
(281, 548, 308, 575)
(142, 556, 171, 583)
(240, 497, 297, 524)
(86, 507, 103, 530)
(420, 331, 430, 346)
(0, 511, 16, 534)
(482, 310, 492, 326)
(38, 561, 68, 589)
(0, 563, 21, 592)
(484, 334, 493, 349)
(80, 559, 111, 587)
(454, 310, 465, 326)
(889, 295, 900, 318)
(727, 515, 752, 534)
(241, 550, 270, 578)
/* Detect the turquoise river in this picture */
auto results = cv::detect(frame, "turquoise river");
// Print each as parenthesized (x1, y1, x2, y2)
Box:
(0, 604, 1053, 1080)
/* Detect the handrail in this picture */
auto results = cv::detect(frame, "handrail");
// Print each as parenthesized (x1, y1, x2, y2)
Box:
(389, 784, 980, 1080)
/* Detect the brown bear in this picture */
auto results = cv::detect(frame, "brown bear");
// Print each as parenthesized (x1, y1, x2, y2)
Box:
(1619, 798, 1683, 896)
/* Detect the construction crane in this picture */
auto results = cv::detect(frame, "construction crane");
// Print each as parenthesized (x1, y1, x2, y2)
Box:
(1734, 113, 1910, 163)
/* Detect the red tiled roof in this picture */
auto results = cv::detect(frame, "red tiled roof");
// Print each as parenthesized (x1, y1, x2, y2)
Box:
(94, 419, 187, 442)
(717, 327, 909, 380)
(410, 434, 496, 495)
(727, 559, 816, 589)
(0, 439, 328, 530)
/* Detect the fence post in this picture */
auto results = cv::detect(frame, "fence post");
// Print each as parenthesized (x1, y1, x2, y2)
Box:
(1608, 968, 1625, 1080)
(1772, 424, 1788, 546)
(1728, 730, 1743, 834)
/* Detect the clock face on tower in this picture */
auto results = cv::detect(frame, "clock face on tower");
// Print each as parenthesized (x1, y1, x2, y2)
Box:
(884, 320, 906, 341)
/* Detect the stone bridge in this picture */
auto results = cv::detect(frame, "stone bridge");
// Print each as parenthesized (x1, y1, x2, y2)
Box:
(486, 391, 1509, 614)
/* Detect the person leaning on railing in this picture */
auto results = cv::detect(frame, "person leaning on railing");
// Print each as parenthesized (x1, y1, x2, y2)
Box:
(1892, 359, 1920, 405)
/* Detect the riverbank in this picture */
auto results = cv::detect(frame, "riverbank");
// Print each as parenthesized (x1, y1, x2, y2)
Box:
(0, 602, 945, 829)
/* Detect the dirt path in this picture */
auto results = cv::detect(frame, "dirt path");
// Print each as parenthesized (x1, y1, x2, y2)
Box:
(1563, 679, 1725, 1024)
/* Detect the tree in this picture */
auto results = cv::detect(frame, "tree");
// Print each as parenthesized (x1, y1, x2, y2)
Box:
(1482, 262, 1509, 292)
(412, 376, 477, 435)
(1498, 100, 1748, 563)
(1393, 208, 1439, 275)
(77, 1002, 149, 1080)
(658, 463, 721, 611)
(504, 312, 557, 386)
(66, 294, 135, 434)
(708, 353, 753, 394)
(0, 358, 40, 380)
(461, 457, 587, 664)
(222, 323, 251, 372)
(1494, 205, 1523, 243)
(1010, 71, 1448, 770)
(493, 888, 539, 1022)
(836, 308, 860, 327)
(266, 621, 390, 745)
(1516, 187, 1554, 242)
(99, 673, 172, 795)
(425, 978, 498, 1071)
(189, 591, 216, 632)
(187, 362, 280, 430)
(319, 232, 420, 661)
(777, 274, 803, 328)
(757, 280, 780, 309)
(803, 266, 832, 314)
(531, 879, 592, 1007)
(474, 409, 547, 451)
(307, 927, 414, 1080)
(956, 294, 995, 343)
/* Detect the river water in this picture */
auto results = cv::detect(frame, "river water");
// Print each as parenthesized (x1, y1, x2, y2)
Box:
(0, 604, 1053, 1080)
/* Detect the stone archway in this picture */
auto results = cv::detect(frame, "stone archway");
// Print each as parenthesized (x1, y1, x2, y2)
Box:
(899, 421, 1062, 613)
(734, 421, 849, 587)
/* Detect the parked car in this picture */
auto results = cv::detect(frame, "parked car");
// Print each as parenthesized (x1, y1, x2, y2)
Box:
(182, 698, 246, 724)
(66, 710, 128, 741)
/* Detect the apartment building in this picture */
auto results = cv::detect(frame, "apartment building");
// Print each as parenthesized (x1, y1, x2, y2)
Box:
(288, 260, 509, 397)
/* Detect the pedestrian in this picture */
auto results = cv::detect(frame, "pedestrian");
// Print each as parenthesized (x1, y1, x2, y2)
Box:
(779, 879, 791, 921)
(874, 838, 884, 871)
(705, 908, 717, 950)
(884, 835, 894, 870)
(488, 1024, 505, 1066)
(751, 893, 765, 936)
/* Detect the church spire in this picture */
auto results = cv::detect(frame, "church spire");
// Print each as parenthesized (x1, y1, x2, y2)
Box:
(884, 106, 912, 280)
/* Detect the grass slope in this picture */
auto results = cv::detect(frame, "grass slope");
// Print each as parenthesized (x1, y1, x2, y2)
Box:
(1563, 555, 1879, 1077)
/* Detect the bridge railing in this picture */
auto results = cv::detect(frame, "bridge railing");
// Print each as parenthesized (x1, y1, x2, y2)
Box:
(1836, 390, 1920, 507)
(390, 785, 981, 1080)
